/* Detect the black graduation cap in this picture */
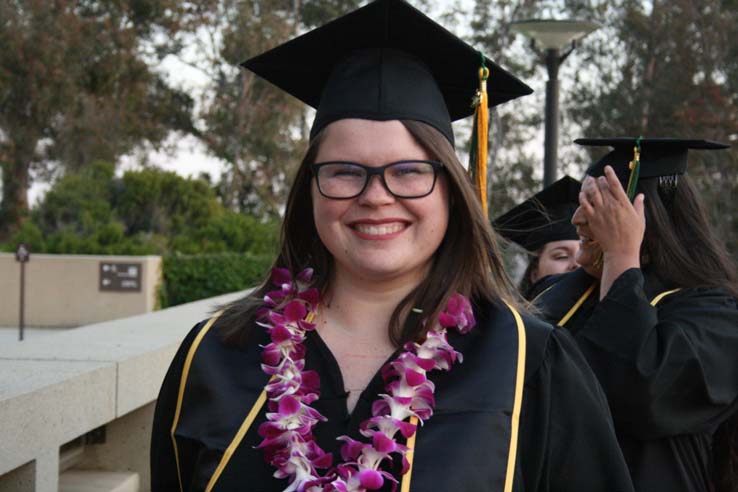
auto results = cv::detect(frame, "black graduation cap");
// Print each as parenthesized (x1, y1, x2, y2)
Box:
(493, 176, 581, 252)
(241, 0, 532, 146)
(575, 138, 730, 191)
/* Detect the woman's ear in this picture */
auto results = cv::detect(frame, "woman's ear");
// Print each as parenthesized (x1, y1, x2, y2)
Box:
(529, 265, 540, 284)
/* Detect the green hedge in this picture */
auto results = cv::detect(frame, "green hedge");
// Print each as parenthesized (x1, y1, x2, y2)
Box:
(161, 253, 275, 307)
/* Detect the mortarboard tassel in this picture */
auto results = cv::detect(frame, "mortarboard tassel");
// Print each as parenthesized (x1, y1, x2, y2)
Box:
(469, 54, 490, 216)
(625, 136, 643, 201)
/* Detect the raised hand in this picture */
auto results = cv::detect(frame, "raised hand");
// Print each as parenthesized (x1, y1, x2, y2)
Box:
(578, 166, 646, 298)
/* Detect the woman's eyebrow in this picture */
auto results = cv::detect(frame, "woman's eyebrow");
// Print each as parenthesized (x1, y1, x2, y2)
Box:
(550, 247, 574, 254)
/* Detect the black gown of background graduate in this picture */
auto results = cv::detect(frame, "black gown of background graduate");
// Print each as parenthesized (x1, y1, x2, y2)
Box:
(151, 300, 634, 492)
(530, 267, 738, 492)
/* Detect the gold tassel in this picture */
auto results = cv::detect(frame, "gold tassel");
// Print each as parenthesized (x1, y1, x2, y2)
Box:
(474, 66, 490, 215)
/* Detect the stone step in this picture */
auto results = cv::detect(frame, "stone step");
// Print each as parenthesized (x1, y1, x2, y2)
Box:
(59, 470, 139, 492)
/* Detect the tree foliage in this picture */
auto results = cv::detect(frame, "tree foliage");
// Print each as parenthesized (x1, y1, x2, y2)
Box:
(181, 0, 360, 218)
(3, 162, 279, 256)
(0, 0, 197, 239)
(465, 0, 737, 255)
(567, 0, 738, 252)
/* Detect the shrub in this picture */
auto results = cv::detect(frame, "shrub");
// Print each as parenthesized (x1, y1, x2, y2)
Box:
(160, 252, 274, 307)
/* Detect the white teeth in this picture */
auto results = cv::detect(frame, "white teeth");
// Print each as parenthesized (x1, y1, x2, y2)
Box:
(355, 222, 405, 236)
(580, 236, 597, 246)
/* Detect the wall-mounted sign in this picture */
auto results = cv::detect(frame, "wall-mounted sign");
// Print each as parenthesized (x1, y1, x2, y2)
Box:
(99, 262, 142, 292)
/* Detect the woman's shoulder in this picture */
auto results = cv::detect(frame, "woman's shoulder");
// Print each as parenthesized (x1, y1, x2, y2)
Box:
(170, 312, 268, 391)
(518, 309, 573, 384)
(473, 299, 563, 384)
(164, 318, 213, 372)
(642, 271, 738, 311)
(181, 315, 221, 349)
(173, 314, 232, 363)
(163, 314, 269, 448)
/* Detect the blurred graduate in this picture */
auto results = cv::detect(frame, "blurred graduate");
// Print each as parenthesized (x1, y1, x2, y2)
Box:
(494, 176, 581, 299)
(530, 138, 738, 492)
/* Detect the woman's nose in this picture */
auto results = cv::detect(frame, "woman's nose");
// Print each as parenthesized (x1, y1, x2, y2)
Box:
(358, 175, 394, 205)
(571, 206, 585, 226)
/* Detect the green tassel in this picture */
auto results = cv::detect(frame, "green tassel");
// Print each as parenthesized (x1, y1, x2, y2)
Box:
(626, 135, 643, 201)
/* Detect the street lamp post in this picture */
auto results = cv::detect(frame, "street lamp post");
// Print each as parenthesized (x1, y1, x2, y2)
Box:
(510, 19, 600, 188)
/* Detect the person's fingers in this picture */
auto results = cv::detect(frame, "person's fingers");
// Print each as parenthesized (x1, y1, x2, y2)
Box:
(605, 165, 631, 205)
(597, 176, 618, 207)
(579, 191, 596, 218)
(634, 193, 646, 222)
(583, 176, 604, 208)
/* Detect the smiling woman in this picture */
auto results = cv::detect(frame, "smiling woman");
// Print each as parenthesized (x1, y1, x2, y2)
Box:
(149, 1, 634, 492)
(312, 119, 449, 289)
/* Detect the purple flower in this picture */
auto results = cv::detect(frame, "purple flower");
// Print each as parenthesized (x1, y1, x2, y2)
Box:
(338, 436, 364, 462)
(271, 267, 293, 287)
(437, 293, 476, 334)
(300, 288, 321, 308)
(257, 280, 473, 492)
(358, 469, 383, 490)
(284, 300, 308, 322)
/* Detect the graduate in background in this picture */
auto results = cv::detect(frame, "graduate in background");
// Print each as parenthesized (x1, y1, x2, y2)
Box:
(530, 138, 738, 492)
(494, 176, 581, 299)
(150, 1, 634, 491)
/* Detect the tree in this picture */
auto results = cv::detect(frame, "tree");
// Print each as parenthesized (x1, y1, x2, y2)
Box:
(7, 162, 279, 256)
(568, 0, 738, 252)
(180, 0, 361, 218)
(0, 0, 197, 240)
(25, 161, 146, 254)
(466, 0, 737, 257)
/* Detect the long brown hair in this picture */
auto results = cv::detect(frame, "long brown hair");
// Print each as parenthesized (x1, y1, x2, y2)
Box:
(216, 119, 521, 348)
(638, 175, 738, 492)
(639, 176, 738, 298)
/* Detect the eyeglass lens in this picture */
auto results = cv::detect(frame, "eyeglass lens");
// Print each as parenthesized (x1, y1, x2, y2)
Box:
(316, 161, 438, 199)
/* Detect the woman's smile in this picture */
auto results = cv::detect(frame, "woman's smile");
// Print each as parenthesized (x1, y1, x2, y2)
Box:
(348, 218, 411, 240)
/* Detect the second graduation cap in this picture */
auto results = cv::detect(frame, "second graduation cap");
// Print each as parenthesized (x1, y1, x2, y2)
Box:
(493, 176, 581, 253)
(241, 0, 532, 146)
(575, 137, 730, 192)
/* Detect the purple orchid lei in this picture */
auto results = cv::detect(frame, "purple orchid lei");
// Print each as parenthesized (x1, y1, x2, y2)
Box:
(256, 267, 476, 492)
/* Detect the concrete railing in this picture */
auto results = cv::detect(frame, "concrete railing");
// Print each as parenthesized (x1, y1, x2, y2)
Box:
(0, 290, 247, 492)
(0, 253, 161, 328)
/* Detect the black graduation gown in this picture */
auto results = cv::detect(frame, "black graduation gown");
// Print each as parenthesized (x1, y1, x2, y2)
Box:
(151, 300, 634, 492)
(530, 268, 738, 492)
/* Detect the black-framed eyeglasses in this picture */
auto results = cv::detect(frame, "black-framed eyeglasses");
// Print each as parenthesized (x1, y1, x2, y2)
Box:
(311, 160, 444, 199)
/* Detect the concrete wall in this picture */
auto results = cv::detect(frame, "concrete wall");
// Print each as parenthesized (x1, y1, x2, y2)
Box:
(0, 290, 247, 492)
(0, 254, 161, 327)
